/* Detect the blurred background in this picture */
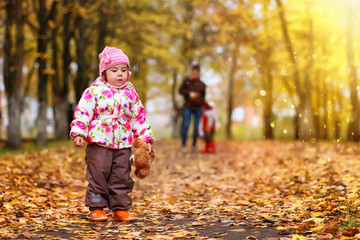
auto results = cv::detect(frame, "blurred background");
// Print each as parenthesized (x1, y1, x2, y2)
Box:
(1, 0, 360, 148)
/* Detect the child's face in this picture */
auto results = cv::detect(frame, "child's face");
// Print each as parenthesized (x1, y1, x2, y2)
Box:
(105, 63, 129, 87)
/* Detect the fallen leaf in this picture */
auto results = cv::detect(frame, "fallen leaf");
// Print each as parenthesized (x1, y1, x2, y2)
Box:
(291, 234, 307, 240)
(342, 227, 359, 237)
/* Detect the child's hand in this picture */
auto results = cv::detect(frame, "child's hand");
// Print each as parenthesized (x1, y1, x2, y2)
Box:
(74, 136, 84, 148)
(147, 143, 152, 152)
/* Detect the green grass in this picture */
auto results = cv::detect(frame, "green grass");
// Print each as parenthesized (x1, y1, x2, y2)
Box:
(0, 139, 73, 156)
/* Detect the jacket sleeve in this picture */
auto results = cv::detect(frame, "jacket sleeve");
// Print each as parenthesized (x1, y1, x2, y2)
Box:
(130, 91, 155, 143)
(69, 88, 95, 139)
(179, 78, 190, 96)
(201, 83, 206, 101)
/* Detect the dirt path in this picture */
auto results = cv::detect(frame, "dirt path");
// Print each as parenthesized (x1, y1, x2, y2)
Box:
(2, 139, 359, 239)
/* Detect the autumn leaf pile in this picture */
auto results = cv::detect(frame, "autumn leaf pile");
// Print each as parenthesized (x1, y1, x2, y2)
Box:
(1, 140, 360, 239)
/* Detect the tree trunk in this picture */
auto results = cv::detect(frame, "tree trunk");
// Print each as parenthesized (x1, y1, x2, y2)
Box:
(333, 87, 342, 140)
(61, 0, 73, 137)
(260, 0, 274, 139)
(55, 100, 68, 139)
(313, 72, 321, 139)
(277, 0, 301, 140)
(302, 3, 316, 140)
(314, 71, 328, 140)
(49, 2, 69, 140)
(21, 59, 36, 112)
(36, 49, 48, 146)
(3, 0, 14, 102)
(263, 72, 274, 139)
(53, 54, 70, 142)
(3, 0, 14, 143)
(94, 0, 109, 80)
(51, 10, 60, 139)
(298, 101, 316, 141)
(171, 70, 182, 138)
(4, 0, 23, 148)
(293, 111, 300, 140)
(276, 0, 316, 141)
(323, 79, 328, 139)
(75, 13, 89, 102)
(226, 43, 239, 139)
(332, 85, 344, 140)
(346, 4, 360, 141)
(11, 0, 24, 147)
(36, 0, 56, 146)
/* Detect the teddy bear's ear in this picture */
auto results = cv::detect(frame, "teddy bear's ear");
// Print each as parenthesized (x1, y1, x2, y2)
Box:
(133, 138, 148, 150)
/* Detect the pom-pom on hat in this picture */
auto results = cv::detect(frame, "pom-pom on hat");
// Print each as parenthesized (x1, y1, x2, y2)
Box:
(99, 46, 130, 77)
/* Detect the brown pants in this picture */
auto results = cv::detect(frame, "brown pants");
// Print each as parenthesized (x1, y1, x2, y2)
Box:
(84, 144, 134, 211)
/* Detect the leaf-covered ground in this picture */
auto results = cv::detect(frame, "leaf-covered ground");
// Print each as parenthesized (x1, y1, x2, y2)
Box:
(1, 140, 360, 239)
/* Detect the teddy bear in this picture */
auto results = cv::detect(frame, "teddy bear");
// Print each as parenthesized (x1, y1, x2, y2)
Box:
(130, 138, 155, 179)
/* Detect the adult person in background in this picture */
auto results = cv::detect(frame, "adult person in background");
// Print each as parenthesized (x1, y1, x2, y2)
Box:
(179, 64, 206, 152)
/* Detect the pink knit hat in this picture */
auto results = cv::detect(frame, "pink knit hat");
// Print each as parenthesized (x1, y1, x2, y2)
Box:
(98, 46, 130, 77)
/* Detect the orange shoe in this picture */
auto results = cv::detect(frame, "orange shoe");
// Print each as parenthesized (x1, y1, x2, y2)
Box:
(113, 210, 136, 222)
(90, 209, 108, 222)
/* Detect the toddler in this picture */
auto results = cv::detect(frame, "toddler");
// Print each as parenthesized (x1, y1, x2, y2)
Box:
(70, 46, 155, 222)
(199, 101, 218, 153)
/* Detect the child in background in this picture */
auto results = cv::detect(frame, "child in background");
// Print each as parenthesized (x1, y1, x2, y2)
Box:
(200, 101, 218, 153)
(70, 46, 155, 222)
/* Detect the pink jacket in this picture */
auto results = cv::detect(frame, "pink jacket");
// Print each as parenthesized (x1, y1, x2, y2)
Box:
(70, 78, 155, 149)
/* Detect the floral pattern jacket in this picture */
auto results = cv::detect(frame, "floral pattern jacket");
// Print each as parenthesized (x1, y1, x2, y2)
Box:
(70, 78, 155, 149)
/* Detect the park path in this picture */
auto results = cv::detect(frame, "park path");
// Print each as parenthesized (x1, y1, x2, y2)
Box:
(1, 139, 360, 239)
